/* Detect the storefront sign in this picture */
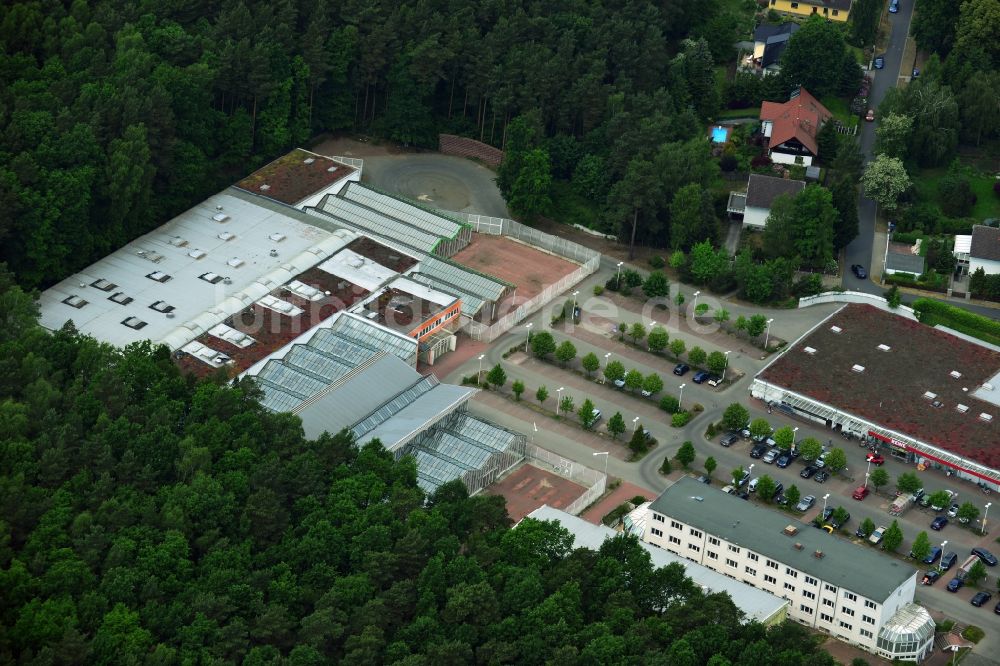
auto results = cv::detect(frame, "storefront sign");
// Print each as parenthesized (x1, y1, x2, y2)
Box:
(868, 430, 909, 451)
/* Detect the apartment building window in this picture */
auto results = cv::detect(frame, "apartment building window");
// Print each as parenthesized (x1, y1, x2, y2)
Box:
(688, 544, 700, 553)
(804, 576, 817, 586)
(860, 629, 873, 639)
(745, 567, 757, 576)
(669, 536, 681, 545)
(728, 545, 740, 553)
(844, 592, 857, 602)
(653, 514, 665, 523)
(841, 607, 855, 617)
(748, 553, 759, 562)
(708, 536, 720, 546)
(802, 590, 816, 600)
(800, 604, 813, 614)
(671, 520, 682, 530)
(783, 582, 795, 592)
(689, 529, 702, 538)
(832, 9, 839, 16)
(862, 615, 875, 625)
(651, 528, 663, 537)
(764, 574, 777, 584)
(824, 584, 837, 593)
(864, 600, 876, 609)
(726, 558, 738, 568)
(766, 559, 778, 570)
(820, 613, 833, 623)
(822, 598, 834, 608)
(839, 621, 852, 630)
(707, 551, 719, 560)
(785, 567, 798, 578)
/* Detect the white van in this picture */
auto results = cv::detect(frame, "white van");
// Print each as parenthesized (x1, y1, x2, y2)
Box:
(748, 477, 760, 492)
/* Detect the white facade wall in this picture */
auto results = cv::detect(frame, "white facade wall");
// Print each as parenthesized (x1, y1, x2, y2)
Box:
(770, 151, 814, 167)
(970, 256, 1000, 276)
(645, 510, 915, 654)
(743, 206, 770, 228)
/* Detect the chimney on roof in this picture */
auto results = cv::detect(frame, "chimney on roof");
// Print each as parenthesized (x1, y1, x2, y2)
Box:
(783, 525, 799, 537)
(794, 542, 804, 551)
(813, 550, 824, 559)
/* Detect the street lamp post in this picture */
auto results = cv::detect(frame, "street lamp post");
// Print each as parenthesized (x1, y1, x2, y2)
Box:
(822, 493, 830, 514)
(477, 354, 485, 384)
(593, 451, 610, 481)
(555, 386, 565, 415)
(524, 322, 533, 353)
(764, 318, 775, 350)
(648, 322, 656, 351)
(792, 427, 799, 453)
(603, 352, 611, 383)
(632, 416, 640, 432)
(678, 383, 686, 407)
(722, 350, 731, 380)
(572, 290, 579, 309)
(616, 261, 624, 288)
(984, 502, 992, 536)
(691, 291, 700, 317)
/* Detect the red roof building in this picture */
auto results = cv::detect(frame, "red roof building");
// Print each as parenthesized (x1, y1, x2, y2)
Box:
(760, 88, 832, 167)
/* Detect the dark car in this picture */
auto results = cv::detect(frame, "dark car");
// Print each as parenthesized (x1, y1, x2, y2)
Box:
(874, 56, 885, 69)
(921, 570, 941, 585)
(696, 475, 711, 485)
(673, 363, 690, 376)
(750, 443, 768, 459)
(995, 600, 1000, 615)
(800, 465, 817, 479)
(972, 547, 998, 566)
(947, 577, 964, 592)
(819, 506, 834, 523)
(930, 516, 948, 531)
(720, 433, 739, 447)
(814, 470, 830, 483)
(776, 453, 792, 468)
(692, 370, 711, 384)
(940, 552, 958, 571)
(772, 482, 784, 498)
(829, 510, 850, 529)
(855, 524, 870, 538)
(923, 546, 943, 565)
(851, 264, 868, 279)
(971, 591, 993, 607)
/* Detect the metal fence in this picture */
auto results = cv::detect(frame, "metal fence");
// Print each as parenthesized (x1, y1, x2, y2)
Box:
(525, 444, 607, 515)
(330, 155, 364, 169)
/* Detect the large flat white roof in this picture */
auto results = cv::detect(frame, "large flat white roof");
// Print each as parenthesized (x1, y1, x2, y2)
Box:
(39, 191, 355, 350)
(318, 248, 397, 292)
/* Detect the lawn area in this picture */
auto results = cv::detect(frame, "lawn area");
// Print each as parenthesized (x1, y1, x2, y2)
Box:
(549, 180, 602, 231)
(820, 96, 859, 127)
(912, 167, 1000, 220)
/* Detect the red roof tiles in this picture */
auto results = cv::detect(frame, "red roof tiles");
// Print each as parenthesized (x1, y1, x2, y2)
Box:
(760, 88, 832, 157)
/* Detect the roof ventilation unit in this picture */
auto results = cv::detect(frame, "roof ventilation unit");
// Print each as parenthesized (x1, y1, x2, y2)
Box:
(212, 212, 230, 223)
(803, 346, 817, 355)
(830, 325, 843, 334)
(168, 236, 188, 247)
(227, 257, 245, 268)
(950, 370, 962, 379)
(216, 205, 223, 211)
(222, 277, 233, 285)
(931, 400, 944, 409)
(877, 344, 891, 352)
(793, 543, 803, 551)
(980, 413, 994, 423)
(188, 249, 207, 260)
(851, 364, 865, 373)
(218, 231, 235, 241)
(259, 184, 271, 191)
(327, 166, 339, 172)
(269, 249, 278, 257)
(269, 232, 286, 242)
(783, 525, 799, 537)
(922, 391, 937, 400)
(956, 404, 969, 413)
(303, 157, 315, 164)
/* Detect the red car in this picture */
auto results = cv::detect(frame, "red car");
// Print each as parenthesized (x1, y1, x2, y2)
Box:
(866, 453, 885, 465)
(852, 486, 870, 500)
(865, 109, 875, 122)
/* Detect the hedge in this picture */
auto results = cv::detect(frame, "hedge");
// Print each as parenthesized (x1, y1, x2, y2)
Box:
(912, 298, 1000, 346)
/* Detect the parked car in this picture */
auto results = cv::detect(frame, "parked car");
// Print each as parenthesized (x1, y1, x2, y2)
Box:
(583, 408, 602, 429)
(748, 477, 760, 492)
(696, 475, 711, 485)
(736, 470, 751, 487)
(851, 264, 868, 279)
(930, 516, 948, 531)
(750, 443, 768, 458)
(931, 490, 956, 511)
(740, 428, 752, 440)
(947, 503, 961, 518)
(800, 465, 817, 479)
(797, 495, 816, 512)
(972, 547, 998, 566)
(673, 363, 690, 376)
(918, 493, 932, 508)
(947, 577, 964, 592)
(819, 506, 834, 523)
(921, 570, 940, 585)
(706, 375, 723, 387)
(829, 510, 850, 529)
(865, 109, 875, 122)
(940, 552, 958, 571)
(869, 526, 886, 545)
(923, 547, 943, 565)
(762, 448, 780, 464)
(873, 56, 885, 69)
(613, 378, 626, 388)
(722, 485, 736, 495)
(852, 486, 870, 500)
(856, 524, 871, 538)
(971, 591, 993, 607)
(814, 452, 829, 468)
(866, 453, 884, 465)
(692, 370, 711, 384)
(912, 68, 919, 78)
(889, 0, 899, 13)
(776, 453, 792, 468)
(813, 470, 830, 483)
(720, 433, 739, 447)
(772, 482, 784, 498)
(994, 601, 1000, 615)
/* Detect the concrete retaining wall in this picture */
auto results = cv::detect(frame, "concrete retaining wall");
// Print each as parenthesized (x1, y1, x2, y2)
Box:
(439, 134, 504, 167)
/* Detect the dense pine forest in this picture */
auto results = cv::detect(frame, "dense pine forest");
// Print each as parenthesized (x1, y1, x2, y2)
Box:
(0, 273, 844, 663)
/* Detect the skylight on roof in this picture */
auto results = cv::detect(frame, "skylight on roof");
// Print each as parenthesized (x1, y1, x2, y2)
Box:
(122, 317, 147, 330)
(188, 249, 207, 259)
(980, 413, 993, 423)
(212, 212, 230, 223)
(109, 292, 133, 305)
(949, 370, 962, 379)
(146, 271, 171, 283)
(327, 166, 339, 172)
(269, 233, 286, 242)
(803, 346, 817, 355)
(199, 272, 223, 284)
(922, 391, 937, 400)
(259, 184, 271, 191)
(168, 236, 188, 247)
(877, 344, 891, 352)
(830, 325, 843, 334)
(149, 300, 175, 313)
(62, 295, 87, 309)
(956, 404, 969, 413)
(218, 231, 235, 241)
(90, 278, 117, 292)
(851, 364, 865, 373)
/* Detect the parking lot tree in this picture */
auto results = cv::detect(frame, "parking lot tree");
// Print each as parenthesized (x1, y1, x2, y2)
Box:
(756, 475, 777, 502)
(773, 426, 794, 451)
(731, 466, 746, 486)
(624, 369, 644, 392)
(859, 518, 876, 538)
(670, 251, 686, 270)
(957, 502, 980, 524)
(785, 485, 801, 508)
(861, 154, 911, 214)
(555, 340, 577, 367)
(660, 457, 673, 474)
(694, 303, 710, 316)
(581, 352, 601, 377)
(622, 269, 643, 290)
(608, 412, 626, 440)
(831, 507, 850, 530)
(674, 292, 685, 307)
(884, 285, 902, 309)
(689, 240, 729, 285)
(927, 490, 952, 510)
(487, 364, 507, 391)
(647, 326, 669, 353)
(966, 560, 987, 586)
(688, 346, 707, 367)
(746, 314, 768, 339)
(660, 395, 680, 413)
(669, 338, 686, 358)
(704, 456, 717, 478)
(560, 395, 575, 415)
(530, 331, 557, 358)
(512, 380, 525, 401)
(722, 403, 749, 432)
(882, 521, 904, 553)
(676, 441, 696, 468)
(628, 427, 650, 456)
(642, 271, 670, 299)
(629, 322, 647, 344)
(734, 315, 748, 336)
(749, 418, 772, 441)
(869, 468, 889, 493)
(909, 531, 932, 562)
(824, 447, 847, 474)
(617, 322, 627, 340)
(714, 308, 730, 324)
(536, 385, 549, 405)
(706, 351, 727, 376)
(643, 373, 664, 396)
(604, 360, 626, 384)
(798, 437, 823, 462)
(896, 472, 922, 494)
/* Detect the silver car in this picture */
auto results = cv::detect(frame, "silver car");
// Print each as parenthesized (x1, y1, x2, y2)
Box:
(796, 495, 816, 512)
(762, 448, 780, 464)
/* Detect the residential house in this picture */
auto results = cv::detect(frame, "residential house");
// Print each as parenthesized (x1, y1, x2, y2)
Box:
(750, 23, 800, 76)
(767, 0, 852, 22)
(736, 173, 806, 227)
(956, 225, 1000, 276)
(760, 88, 832, 166)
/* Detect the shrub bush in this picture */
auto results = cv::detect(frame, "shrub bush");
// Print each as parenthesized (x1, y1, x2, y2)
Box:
(593, 284, 604, 296)
(792, 273, 824, 297)
(719, 153, 738, 172)
(648, 255, 665, 269)
(659, 395, 680, 414)
(631, 495, 649, 505)
(913, 298, 1000, 346)
(671, 411, 693, 427)
(705, 422, 717, 438)
(659, 457, 673, 475)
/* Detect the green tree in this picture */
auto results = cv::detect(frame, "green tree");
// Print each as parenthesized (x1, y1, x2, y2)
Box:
(486, 364, 507, 391)
(909, 531, 932, 562)
(746, 314, 768, 339)
(669, 183, 718, 251)
(689, 241, 728, 285)
(688, 346, 707, 367)
(859, 517, 876, 538)
(885, 285, 902, 309)
(780, 15, 860, 97)
(882, 521, 904, 552)
(608, 158, 663, 259)
(927, 490, 952, 510)
(722, 403, 749, 432)
(956, 502, 979, 524)
(749, 418, 771, 440)
(530, 331, 557, 358)
(824, 448, 847, 474)
(772, 426, 794, 451)
(669, 338, 686, 358)
(624, 369, 644, 392)
(798, 437, 823, 461)
(555, 340, 577, 367)
(731, 466, 747, 486)
(660, 395, 680, 413)
(875, 113, 914, 160)
(785, 484, 801, 508)
(676, 441, 696, 468)
(629, 322, 646, 344)
(734, 315, 748, 336)
(869, 468, 889, 492)
(862, 155, 911, 214)
(628, 427, 651, 456)
(831, 507, 850, 529)
(647, 327, 669, 353)
(536, 385, 549, 405)
(966, 560, 988, 586)
(669, 251, 686, 269)
(642, 271, 670, 298)
(714, 308, 730, 324)
(704, 456, 717, 478)
(559, 394, 575, 415)
(830, 176, 860, 250)
(512, 380, 525, 401)
(706, 351, 727, 376)
(912, 0, 961, 54)
(508, 149, 553, 219)
(756, 475, 777, 502)
(764, 185, 838, 269)
(604, 360, 626, 384)
(581, 352, 600, 377)
(896, 472, 922, 494)
(608, 412, 626, 440)
(643, 373, 664, 396)
(851, 0, 882, 46)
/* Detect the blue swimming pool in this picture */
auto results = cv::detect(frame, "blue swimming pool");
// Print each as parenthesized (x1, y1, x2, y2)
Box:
(711, 126, 729, 143)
